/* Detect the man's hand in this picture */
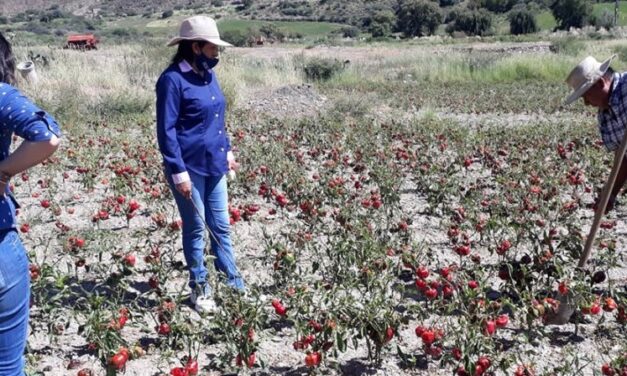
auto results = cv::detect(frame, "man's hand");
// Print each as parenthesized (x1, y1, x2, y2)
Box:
(176, 181, 193, 200)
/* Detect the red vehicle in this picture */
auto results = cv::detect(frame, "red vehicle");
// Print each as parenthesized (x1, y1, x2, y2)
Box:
(64, 34, 98, 50)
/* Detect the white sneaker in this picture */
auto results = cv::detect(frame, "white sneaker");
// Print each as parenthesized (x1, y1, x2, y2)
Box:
(190, 289, 217, 314)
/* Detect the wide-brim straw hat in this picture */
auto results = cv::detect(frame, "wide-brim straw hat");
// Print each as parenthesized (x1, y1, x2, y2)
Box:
(564, 55, 615, 105)
(167, 15, 232, 47)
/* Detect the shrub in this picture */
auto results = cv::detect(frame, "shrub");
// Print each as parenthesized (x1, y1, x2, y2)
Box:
(259, 23, 286, 42)
(550, 0, 592, 30)
(397, 0, 443, 37)
(303, 58, 346, 81)
(368, 10, 396, 37)
(0, 16, 7, 25)
(483, 0, 516, 13)
(106, 27, 141, 40)
(614, 45, 627, 63)
(340, 26, 360, 38)
(440, 0, 462, 7)
(213, 0, 225, 6)
(449, 8, 493, 36)
(220, 29, 249, 47)
(40, 9, 65, 23)
(508, 9, 538, 34)
(23, 22, 50, 35)
(550, 37, 585, 55)
(161, 10, 174, 19)
(590, 9, 615, 30)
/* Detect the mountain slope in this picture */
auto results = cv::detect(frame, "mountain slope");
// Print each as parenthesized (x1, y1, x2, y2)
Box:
(0, 0, 397, 26)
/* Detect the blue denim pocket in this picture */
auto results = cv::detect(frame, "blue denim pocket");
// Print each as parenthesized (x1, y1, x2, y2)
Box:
(0, 231, 26, 293)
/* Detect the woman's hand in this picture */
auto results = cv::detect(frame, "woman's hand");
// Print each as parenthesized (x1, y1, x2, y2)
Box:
(176, 181, 193, 200)
(0, 170, 9, 196)
(227, 151, 240, 172)
(228, 158, 240, 172)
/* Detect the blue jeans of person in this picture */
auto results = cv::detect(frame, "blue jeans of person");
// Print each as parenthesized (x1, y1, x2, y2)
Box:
(167, 171, 245, 293)
(0, 229, 29, 375)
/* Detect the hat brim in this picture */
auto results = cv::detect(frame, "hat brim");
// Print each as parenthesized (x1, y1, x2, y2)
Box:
(563, 55, 615, 105)
(167, 36, 233, 47)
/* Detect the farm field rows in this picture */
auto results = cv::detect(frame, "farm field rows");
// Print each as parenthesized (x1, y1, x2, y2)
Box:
(10, 39, 627, 375)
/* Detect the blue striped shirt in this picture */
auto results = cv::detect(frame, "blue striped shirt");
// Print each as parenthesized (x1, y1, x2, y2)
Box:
(598, 72, 627, 151)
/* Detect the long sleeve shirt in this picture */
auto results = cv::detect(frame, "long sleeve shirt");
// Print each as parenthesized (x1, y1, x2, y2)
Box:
(156, 60, 232, 183)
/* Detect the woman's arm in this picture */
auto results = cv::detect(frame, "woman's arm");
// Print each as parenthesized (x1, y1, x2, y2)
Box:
(156, 74, 194, 200)
(0, 136, 61, 192)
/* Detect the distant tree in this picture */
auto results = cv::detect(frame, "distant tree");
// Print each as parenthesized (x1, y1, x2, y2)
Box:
(242, 0, 254, 9)
(589, 9, 614, 29)
(550, 0, 592, 30)
(482, 0, 516, 13)
(220, 29, 249, 47)
(449, 8, 493, 36)
(340, 26, 360, 38)
(397, 0, 443, 37)
(259, 23, 286, 42)
(508, 9, 538, 34)
(440, 0, 462, 7)
(368, 10, 396, 37)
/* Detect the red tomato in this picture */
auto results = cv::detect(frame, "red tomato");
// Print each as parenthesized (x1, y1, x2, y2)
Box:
(170, 367, 188, 376)
(305, 352, 321, 367)
(185, 359, 199, 375)
(109, 353, 127, 370)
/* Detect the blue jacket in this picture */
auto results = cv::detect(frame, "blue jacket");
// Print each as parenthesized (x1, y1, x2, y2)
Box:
(156, 60, 231, 181)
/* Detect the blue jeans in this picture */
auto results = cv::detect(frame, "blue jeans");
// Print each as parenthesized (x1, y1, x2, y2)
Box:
(0, 230, 29, 375)
(167, 171, 245, 293)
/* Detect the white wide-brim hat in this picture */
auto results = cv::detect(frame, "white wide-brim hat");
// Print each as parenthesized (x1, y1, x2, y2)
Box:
(564, 55, 615, 105)
(167, 15, 232, 47)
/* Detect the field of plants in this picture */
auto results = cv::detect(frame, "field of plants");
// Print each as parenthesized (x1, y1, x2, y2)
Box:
(8, 36, 627, 375)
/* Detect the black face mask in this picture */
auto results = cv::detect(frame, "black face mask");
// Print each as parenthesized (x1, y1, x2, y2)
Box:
(195, 53, 219, 71)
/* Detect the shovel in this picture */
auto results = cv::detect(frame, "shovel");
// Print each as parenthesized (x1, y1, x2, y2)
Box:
(544, 129, 627, 325)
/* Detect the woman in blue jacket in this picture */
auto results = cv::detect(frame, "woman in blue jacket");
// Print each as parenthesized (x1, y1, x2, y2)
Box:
(0, 32, 61, 374)
(156, 16, 245, 313)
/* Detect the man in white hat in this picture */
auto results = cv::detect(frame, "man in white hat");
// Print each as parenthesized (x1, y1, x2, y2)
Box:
(565, 55, 627, 212)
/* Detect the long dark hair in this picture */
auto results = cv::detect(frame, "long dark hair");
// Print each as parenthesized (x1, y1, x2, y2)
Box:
(0, 32, 16, 85)
(170, 40, 206, 65)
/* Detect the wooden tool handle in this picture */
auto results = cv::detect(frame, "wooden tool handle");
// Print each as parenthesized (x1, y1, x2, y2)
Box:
(578, 130, 627, 268)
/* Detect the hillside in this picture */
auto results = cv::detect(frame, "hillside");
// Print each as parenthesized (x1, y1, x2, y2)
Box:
(0, 0, 219, 17)
(0, 0, 398, 26)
